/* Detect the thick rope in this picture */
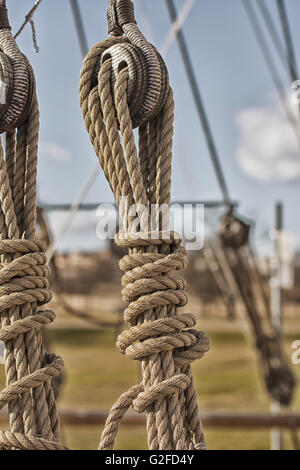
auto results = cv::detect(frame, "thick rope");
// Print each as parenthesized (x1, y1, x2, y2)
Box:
(0, 7, 63, 450)
(80, 24, 210, 448)
(0, 431, 67, 450)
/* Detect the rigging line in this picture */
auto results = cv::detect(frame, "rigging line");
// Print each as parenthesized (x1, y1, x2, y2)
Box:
(165, 0, 231, 207)
(160, 0, 196, 57)
(285, 406, 300, 450)
(241, 0, 300, 149)
(42, 200, 233, 211)
(46, 164, 100, 262)
(45, 0, 92, 262)
(69, 0, 89, 58)
(276, 0, 298, 84)
(138, 0, 155, 44)
(276, 0, 300, 119)
(202, 238, 236, 318)
(205, 213, 251, 344)
(256, 0, 297, 82)
(14, 0, 43, 40)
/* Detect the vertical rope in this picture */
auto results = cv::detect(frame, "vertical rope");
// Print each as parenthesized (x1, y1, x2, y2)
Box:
(0, 4, 64, 451)
(80, 37, 210, 450)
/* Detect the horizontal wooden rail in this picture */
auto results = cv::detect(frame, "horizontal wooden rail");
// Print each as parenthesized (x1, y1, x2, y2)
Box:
(42, 199, 238, 212)
(1, 409, 300, 429)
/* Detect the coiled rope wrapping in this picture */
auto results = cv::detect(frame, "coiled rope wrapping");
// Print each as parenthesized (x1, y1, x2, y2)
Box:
(80, 0, 210, 450)
(0, 3, 64, 451)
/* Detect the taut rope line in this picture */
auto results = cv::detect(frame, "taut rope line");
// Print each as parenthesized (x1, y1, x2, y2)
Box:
(80, 0, 210, 450)
(14, 0, 43, 53)
(0, 2, 64, 450)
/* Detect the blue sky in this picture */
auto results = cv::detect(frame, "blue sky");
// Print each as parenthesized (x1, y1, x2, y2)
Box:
(7, 0, 300, 254)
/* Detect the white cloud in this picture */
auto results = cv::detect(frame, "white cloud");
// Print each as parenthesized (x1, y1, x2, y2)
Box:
(236, 99, 300, 182)
(39, 141, 72, 161)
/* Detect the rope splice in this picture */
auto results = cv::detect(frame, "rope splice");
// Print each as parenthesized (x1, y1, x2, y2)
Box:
(80, 0, 210, 450)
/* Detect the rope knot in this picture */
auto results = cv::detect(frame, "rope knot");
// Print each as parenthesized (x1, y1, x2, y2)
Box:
(0, 239, 64, 449)
(116, 232, 188, 325)
(0, 239, 51, 313)
(132, 374, 190, 413)
(114, 231, 210, 415)
(116, 231, 210, 366)
(0, 353, 64, 444)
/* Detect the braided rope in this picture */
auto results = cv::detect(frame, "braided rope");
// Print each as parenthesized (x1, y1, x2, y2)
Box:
(80, 32, 210, 449)
(0, 8, 63, 450)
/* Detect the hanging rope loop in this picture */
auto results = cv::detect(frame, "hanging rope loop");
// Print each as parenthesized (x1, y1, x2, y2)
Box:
(219, 212, 251, 249)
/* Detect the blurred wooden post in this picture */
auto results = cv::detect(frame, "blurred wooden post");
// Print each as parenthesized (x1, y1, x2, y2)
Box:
(270, 202, 283, 450)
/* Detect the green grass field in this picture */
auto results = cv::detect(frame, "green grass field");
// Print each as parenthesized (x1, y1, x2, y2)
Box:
(1, 319, 300, 449)
(51, 320, 300, 450)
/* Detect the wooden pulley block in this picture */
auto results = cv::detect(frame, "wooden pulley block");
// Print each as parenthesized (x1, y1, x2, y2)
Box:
(91, 36, 169, 128)
(0, 6, 34, 133)
(102, 39, 148, 124)
(256, 335, 296, 406)
(219, 212, 250, 249)
(0, 51, 13, 120)
(97, 0, 170, 127)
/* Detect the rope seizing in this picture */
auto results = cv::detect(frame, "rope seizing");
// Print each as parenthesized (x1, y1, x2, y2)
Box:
(80, 0, 210, 450)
